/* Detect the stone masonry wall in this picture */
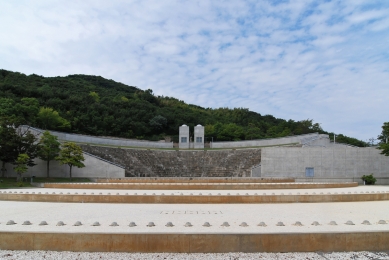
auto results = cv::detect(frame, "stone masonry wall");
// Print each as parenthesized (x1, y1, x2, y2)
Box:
(80, 145, 261, 177)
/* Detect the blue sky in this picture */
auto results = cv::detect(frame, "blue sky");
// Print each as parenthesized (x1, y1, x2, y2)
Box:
(1, 0, 388, 141)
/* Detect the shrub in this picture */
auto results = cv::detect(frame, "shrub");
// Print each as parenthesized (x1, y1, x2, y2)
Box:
(361, 174, 377, 185)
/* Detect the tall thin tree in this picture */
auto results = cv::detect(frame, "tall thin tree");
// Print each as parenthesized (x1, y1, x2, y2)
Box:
(37, 131, 61, 178)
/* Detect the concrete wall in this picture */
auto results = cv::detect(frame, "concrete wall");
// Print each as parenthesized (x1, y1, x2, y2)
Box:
(212, 133, 322, 148)
(20, 126, 173, 148)
(251, 165, 261, 177)
(3, 153, 125, 179)
(261, 147, 389, 184)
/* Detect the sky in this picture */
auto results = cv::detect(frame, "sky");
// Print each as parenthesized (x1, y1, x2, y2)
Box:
(1, 0, 388, 142)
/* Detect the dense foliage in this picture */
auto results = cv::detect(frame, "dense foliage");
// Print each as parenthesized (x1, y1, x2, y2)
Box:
(56, 142, 85, 181)
(0, 69, 366, 146)
(378, 122, 389, 156)
(361, 174, 377, 185)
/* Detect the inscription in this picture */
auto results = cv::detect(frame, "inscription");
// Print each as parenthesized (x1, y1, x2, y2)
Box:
(160, 211, 223, 214)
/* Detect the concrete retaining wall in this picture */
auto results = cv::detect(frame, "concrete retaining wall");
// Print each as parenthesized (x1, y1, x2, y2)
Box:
(262, 147, 389, 184)
(20, 125, 173, 148)
(212, 133, 326, 148)
(1, 232, 389, 252)
(4, 153, 125, 179)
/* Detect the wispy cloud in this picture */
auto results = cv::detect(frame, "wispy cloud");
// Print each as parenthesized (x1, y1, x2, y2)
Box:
(1, 0, 388, 141)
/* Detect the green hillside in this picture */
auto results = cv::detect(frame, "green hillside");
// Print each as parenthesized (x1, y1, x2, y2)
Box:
(0, 69, 366, 146)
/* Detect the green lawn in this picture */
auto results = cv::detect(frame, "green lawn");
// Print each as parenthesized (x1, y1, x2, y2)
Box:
(0, 177, 91, 189)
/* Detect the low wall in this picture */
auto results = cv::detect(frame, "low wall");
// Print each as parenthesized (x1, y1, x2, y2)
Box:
(262, 147, 389, 184)
(20, 125, 173, 148)
(4, 187, 386, 205)
(297, 177, 389, 185)
(43, 182, 357, 190)
(1, 232, 389, 252)
(3, 153, 125, 179)
(96, 177, 294, 183)
(212, 133, 322, 148)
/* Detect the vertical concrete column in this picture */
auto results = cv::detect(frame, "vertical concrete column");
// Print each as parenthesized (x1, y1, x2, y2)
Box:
(194, 124, 204, 149)
(179, 124, 190, 149)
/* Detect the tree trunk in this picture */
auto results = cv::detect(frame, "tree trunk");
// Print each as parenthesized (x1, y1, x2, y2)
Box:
(16, 173, 21, 182)
(47, 160, 50, 178)
(69, 165, 72, 182)
(1, 161, 6, 178)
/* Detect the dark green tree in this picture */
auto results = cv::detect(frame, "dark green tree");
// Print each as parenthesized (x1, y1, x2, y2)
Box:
(149, 115, 167, 131)
(0, 120, 39, 177)
(38, 131, 61, 178)
(378, 122, 389, 156)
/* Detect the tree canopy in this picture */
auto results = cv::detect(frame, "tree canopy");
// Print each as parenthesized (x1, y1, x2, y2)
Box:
(38, 131, 61, 178)
(56, 142, 85, 181)
(378, 122, 389, 156)
(0, 69, 366, 146)
(0, 120, 39, 177)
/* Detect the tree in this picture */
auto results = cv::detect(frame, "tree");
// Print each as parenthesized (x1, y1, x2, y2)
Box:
(56, 142, 85, 181)
(149, 115, 167, 131)
(37, 107, 71, 131)
(0, 120, 39, 177)
(38, 131, 61, 178)
(378, 122, 389, 156)
(13, 153, 29, 182)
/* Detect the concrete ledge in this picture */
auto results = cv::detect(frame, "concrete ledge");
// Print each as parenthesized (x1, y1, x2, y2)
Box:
(0, 231, 388, 252)
(1, 192, 387, 204)
(43, 182, 357, 190)
(96, 177, 295, 183)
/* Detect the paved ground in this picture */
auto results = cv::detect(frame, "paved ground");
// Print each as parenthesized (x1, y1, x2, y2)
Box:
(1, 185, 389, 234)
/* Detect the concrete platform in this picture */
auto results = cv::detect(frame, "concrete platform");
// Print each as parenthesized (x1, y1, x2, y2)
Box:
(1, 200, 389, 234)
(1, 185, 388, 252)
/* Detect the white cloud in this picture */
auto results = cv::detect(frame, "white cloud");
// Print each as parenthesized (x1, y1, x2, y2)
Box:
(0, 0, 388, 140)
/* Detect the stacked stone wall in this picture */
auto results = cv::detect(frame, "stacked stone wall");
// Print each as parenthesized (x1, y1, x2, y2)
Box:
(80, 145, 261, 177)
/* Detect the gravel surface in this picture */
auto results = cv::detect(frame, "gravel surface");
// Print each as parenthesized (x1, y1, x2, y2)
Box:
(1, 250, 389, 259)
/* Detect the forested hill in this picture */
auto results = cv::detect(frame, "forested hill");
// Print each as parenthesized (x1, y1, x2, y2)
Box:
(0, 69, 366, 146)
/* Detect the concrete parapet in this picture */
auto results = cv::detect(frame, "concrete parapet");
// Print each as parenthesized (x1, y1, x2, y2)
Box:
(212, 133, 320, 148)
(42, 182, 357, 190)
(19, 125, 173, 148)
(0, 231, 389, 252)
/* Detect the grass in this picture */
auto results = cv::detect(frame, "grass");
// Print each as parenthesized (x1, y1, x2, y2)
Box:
(0, 177, 91, 189)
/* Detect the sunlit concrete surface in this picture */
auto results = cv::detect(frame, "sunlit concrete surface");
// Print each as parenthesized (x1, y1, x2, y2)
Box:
(1, 199, 389, 234)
